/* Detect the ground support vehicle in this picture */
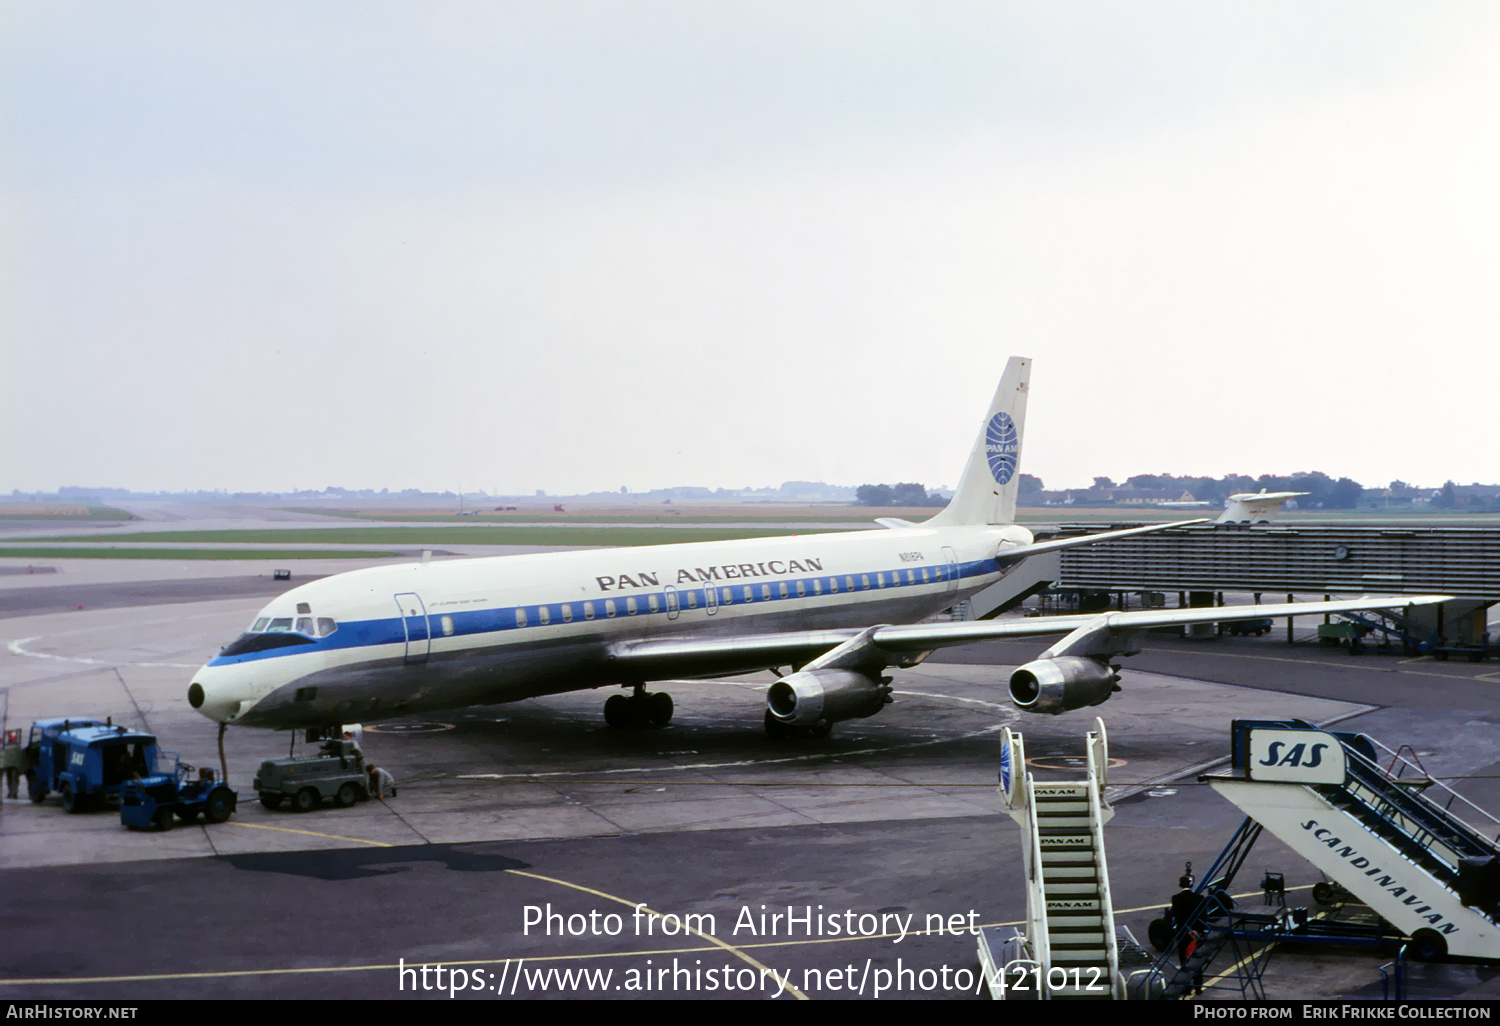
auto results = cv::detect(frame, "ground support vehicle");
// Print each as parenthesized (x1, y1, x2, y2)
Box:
(253, 746, 368, 812)
(119, 756, 237, 830)
(23, 718, 160, 812)
(1430, 633, 1491, 663)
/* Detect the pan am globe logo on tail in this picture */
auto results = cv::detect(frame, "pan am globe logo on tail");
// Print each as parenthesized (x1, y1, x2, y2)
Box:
(985, 411, 1019, 484)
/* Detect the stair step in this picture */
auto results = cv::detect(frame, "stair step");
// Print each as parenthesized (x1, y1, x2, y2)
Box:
(1042, 864, 1099, 878)
(1044, 870, 1104, 888)
(1045, 880, 1100, 894)
(1034, 799, 1090, 812)
(1052, 955, 1109, 967)
(1040, 850, 1098, 864)
(1044, 918, 1104, 936)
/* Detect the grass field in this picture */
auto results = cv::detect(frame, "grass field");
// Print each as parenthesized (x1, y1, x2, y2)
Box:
(0, 548, 402, 560)
(23, 525, 850, 547)
(280, 505, 878, 524)
(0, 506, 136, 521)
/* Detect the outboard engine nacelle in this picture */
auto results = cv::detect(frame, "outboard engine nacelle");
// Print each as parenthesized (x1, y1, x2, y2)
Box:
(767, 669, 891, 727)
(1008, 656, 1120, 715)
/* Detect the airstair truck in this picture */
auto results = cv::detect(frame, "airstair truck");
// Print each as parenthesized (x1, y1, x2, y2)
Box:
(1205, 719, 1500, 962)
(978, 718, 1152, 999)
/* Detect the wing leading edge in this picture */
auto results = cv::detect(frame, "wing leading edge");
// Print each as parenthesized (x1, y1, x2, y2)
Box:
(610, 594, 1452, 684)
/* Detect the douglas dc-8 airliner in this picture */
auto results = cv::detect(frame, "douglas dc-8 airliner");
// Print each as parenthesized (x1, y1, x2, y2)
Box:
(187, 358, 1444, 738)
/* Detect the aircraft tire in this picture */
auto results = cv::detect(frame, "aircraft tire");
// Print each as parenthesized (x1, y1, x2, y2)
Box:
(1147, 918, 1173, 952)
(604, 694, 632, 728)
(646, 691, 673, 728)
(809, 719, 832, 738)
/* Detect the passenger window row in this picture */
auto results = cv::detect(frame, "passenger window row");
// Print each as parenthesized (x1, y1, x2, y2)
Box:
(236, 561, 966, 649)
(496, 563, 961, 633)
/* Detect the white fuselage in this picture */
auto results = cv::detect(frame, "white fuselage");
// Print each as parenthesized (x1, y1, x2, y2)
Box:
(189, 523, 1034, 728)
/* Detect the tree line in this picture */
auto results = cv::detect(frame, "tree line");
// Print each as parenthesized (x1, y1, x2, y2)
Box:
(855, 472, 1368, 508)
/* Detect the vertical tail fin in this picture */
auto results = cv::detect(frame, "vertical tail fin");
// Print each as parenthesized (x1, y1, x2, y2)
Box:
(925, 356, 1030, 527)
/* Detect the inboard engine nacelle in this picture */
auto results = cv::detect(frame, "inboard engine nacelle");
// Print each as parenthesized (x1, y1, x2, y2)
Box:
(1008, 656, 1120, 715)
(766, 669, 892, 727)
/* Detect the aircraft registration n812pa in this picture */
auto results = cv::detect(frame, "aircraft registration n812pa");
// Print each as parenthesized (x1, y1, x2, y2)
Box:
(187, 358, 1447, 738)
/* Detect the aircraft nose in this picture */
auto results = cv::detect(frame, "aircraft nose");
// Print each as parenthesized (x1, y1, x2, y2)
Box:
(187, 673, 244, 724)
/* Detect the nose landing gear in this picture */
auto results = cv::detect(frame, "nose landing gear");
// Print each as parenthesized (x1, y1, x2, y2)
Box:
(604, 687, 674, 729)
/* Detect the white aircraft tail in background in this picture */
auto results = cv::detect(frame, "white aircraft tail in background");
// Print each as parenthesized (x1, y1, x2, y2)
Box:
(1217, 490, 1309, 524)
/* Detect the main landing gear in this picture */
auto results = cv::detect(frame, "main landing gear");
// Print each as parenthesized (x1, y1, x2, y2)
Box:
(604, 687, 674, 729)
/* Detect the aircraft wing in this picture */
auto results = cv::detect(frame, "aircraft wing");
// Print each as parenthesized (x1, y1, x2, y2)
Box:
(1000, 518, 1209, 558)
(610, 594, 1451, 677)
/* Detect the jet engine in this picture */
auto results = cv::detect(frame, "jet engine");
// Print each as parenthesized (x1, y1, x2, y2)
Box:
(766, 669, 891, 728)
(1007, 656, 1120, 715)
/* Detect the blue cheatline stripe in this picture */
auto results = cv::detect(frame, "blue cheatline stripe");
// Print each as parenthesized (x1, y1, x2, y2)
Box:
(206, 557, 1002, 666)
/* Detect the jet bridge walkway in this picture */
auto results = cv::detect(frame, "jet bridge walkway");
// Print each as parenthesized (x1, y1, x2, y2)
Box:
(1204, 719, 1500, 963)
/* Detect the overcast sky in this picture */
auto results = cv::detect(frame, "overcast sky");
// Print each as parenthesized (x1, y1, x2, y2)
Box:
(4, 3, 1497, 496)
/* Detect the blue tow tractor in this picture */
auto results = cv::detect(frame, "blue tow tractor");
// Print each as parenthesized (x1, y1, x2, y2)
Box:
(21, 718, 236, 829)
(118, 761, 236, 831)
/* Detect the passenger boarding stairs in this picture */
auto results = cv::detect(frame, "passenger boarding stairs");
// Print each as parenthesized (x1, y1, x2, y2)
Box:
(1335, 609, 1435, 654)
(987, 718, 1123, 999)
(1206, 719, 1500, 961)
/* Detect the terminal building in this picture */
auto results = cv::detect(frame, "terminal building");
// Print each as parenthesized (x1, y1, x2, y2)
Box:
(966, 523, 1500, 655)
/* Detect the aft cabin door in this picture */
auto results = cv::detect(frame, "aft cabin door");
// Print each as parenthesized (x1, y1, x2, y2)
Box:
(395, 592, 430, 665)
(942, 547, 960, 597)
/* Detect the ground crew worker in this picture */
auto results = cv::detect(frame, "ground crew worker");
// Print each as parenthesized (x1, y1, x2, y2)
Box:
(1172, 875, 1206, 996)
(1, 730, 23, 799)
(368, 764, 397, 799)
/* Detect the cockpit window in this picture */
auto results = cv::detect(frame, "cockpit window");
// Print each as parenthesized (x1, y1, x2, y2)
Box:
(245, 615, 336, 639)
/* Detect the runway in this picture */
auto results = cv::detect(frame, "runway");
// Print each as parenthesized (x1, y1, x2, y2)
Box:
(3, 559, 1499, 1000)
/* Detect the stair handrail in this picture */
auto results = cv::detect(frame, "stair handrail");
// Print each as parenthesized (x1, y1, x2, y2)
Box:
(1346, 735, 1500, 848)
(1022, 770, 1055, 992)
(1085, 723, 1123, 998)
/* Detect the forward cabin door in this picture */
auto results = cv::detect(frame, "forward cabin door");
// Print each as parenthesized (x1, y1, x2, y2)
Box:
(942, 546, 960, 598)
(394, 592, 430, 665)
